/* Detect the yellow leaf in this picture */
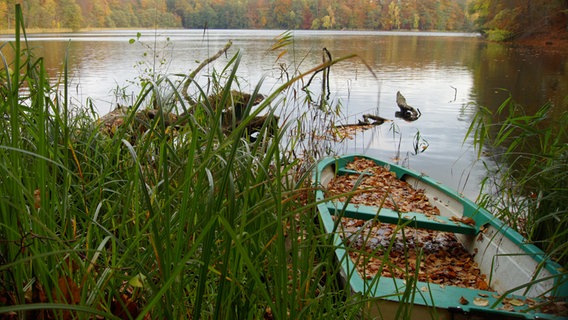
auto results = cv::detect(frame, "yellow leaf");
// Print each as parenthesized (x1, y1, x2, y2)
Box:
(473, 297, 489, 306)
(509, 298, 525, 306)
(128, 273, 146, 288)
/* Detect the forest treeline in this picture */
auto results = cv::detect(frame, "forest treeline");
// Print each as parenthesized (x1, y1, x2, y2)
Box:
(0, 0, 566, 37)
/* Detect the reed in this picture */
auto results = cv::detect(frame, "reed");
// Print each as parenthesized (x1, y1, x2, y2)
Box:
(467, 93, 568, 267)
(0, 5, 450, 319)
(0, 6, 366, 319)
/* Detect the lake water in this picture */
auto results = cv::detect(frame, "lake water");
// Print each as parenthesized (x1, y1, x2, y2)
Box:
(1, 29, 566, 199)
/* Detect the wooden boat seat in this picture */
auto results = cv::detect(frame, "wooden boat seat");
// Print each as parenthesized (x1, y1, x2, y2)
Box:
(325, 167, 480, 235)
(325, 202, 478, 235)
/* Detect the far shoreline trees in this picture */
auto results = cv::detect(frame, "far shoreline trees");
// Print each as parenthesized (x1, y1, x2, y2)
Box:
(0, 0, 566, 40)
(1, 0, 470, 31)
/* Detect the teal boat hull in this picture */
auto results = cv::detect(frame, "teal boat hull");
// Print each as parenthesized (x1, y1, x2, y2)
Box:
(314, 155, 567, 320)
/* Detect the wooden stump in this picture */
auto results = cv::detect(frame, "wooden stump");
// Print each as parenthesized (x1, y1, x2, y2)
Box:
(395, 91, 421, 121)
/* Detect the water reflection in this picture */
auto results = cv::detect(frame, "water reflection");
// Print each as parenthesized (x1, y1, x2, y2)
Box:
(1, 30, 566, 199)
(471, 41, 567, 115)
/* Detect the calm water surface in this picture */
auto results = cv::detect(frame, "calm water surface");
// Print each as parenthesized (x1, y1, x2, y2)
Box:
(2, 30, 566, 199)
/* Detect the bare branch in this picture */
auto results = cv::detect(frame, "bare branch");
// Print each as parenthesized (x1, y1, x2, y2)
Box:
(182, 40, 233, 103)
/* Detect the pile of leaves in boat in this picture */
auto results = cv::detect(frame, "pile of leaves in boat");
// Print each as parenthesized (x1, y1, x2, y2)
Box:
(325, 157, 490, 290)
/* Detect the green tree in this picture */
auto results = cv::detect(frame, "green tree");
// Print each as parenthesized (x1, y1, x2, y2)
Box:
(90, 0, 112, 27)
(272, 0, 294, 28)
(59, 0, 83, 30)
(216, 1, 247, 28)
(311, 17, 321, 29)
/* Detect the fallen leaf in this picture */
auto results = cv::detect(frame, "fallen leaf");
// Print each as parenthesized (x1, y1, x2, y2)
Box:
(54, 276, 80, 304)
(509, 298, 525, 307)
(52, 276, 81, 319)
(501, 303, 515, 311)
(111, 293, 140, 319)
(34, 189, 41, 209)
(329, 158, 491, 290)
(476, 279, 489, 290)
(473, 297, 489, 307)
(459, 296, 469, 305)
(128, 273, 147, 288)
(433, 217, 446, 224)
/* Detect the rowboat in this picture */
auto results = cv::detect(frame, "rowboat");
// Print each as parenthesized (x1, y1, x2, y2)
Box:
(314, 154, 567, 319)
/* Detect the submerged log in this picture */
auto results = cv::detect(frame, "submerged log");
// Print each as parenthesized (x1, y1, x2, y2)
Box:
(395, 91, 421, 121)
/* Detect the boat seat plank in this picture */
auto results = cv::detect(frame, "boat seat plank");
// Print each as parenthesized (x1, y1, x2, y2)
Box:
(336, 168, 372, 176)
(325, 201, 478, 235)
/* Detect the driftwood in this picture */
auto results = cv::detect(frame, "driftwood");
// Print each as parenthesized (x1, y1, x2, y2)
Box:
(303, 47, 332, 101)
(98, 106, 181, 143)
(358, 114, 389, 126)
(334, 114, 389, 128)
(327, 114, 389, 141)
(98, 91, 274, 143)
(185, 90, 265, 123)
(182, 40, 233, 105)
(395, 91, 421, 121)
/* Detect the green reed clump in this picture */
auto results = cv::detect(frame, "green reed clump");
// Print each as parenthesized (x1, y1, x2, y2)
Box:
(1, 6, 441, 318)
(467, 94, 568, 267)
(0, 6, 367, 319)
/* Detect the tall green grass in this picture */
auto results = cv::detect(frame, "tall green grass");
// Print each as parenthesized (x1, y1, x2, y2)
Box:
(0, 5, 461, 319)
(467, 93, 568, 267)
(0, 5, 366, 319)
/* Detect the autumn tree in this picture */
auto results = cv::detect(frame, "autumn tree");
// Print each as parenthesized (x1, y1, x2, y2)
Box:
(0, 1, 9, 29)
(364, 1, 383, 29)
(0, 0, 486, 32)
(468, 0, 567, 39)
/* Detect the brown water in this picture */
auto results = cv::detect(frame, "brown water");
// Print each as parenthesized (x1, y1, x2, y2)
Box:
(1, 30, 566, 199)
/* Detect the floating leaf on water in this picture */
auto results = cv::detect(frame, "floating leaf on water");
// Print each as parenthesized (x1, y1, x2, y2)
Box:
(459, 296, 469, 305)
